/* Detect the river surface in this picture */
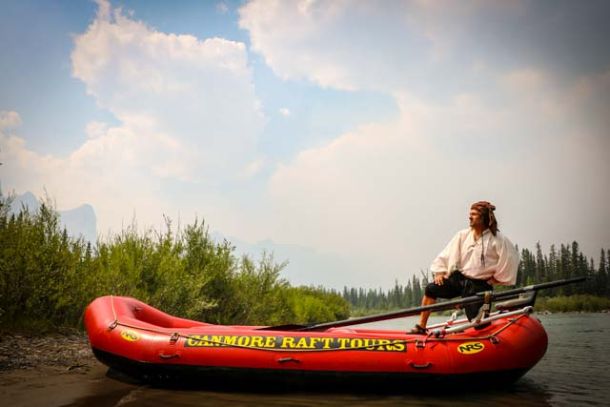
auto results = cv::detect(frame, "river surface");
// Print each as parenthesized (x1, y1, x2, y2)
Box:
(6, 313, 610, 406)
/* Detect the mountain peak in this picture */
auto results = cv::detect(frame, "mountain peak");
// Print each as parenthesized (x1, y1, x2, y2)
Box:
(10, 192, 97, 243)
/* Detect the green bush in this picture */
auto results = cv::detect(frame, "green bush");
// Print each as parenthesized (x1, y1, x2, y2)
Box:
(535, 294, 610, 312)
(0, 193, 350, 330)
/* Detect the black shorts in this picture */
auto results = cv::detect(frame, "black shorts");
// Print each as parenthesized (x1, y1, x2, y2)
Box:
(425, 272, 492, 320)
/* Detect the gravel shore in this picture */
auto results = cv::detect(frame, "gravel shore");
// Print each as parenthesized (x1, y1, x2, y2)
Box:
(0, 332, 96, 372)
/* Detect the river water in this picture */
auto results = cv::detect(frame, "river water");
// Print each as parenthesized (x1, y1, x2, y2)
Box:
(12, 313, 610, 406)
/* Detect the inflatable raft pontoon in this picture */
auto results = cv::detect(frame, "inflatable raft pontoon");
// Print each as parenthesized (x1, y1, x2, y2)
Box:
(84, 290, 555, 390)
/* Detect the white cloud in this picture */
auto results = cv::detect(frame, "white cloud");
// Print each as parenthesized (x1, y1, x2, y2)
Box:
(2, 0, 264, 234)
(240, 0, 607, 97)
(85, 121, 109, 139)
(239, 158, 265, 179)
(0, 111, 21, 129)
(71, 0, 263, 180)
(263, 69, 610, 286)
(239, 0, 420, 92)
(238, 1, 525, 95)
(236, 1, 609, 285)
(279, 107, 291, 117)
(1, 117, 179, 233)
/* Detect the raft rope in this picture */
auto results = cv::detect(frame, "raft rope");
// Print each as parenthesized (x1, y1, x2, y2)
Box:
(106, 295, 528, 353)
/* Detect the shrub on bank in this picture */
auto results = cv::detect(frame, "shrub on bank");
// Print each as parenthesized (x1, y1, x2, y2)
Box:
(0, 194, 349, 330)
(535, 295, 610, 313)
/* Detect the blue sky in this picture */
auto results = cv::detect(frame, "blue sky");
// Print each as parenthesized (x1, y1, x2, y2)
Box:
(1, 0, 609, 288)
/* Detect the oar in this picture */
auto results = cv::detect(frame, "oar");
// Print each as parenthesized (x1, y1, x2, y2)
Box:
(293, 276, 586, 332)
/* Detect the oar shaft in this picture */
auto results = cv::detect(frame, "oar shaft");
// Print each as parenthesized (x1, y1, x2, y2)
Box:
(494, 276, 585, 297)
(299, 295, 482, 331)
(299, 276, 585, 331)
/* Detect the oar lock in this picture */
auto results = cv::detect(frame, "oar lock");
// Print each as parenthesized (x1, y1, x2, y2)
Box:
(169, 332, 180, 344)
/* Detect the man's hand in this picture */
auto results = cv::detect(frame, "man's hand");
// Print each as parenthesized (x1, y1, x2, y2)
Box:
(487, 277, 499, 285)
(434, 273, 446, 285)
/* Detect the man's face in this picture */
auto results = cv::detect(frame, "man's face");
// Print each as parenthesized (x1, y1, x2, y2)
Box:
(469, 209, 484, 229)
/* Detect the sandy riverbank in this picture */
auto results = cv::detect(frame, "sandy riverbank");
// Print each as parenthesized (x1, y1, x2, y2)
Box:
(0, 333, 137, 407)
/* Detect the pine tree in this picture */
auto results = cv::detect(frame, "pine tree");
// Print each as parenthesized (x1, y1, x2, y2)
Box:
(405, 279, 413, 307)
(565, 241, 580, 296)
(559, 244, 571, 295)
(519, 248, 536, 285)
(412, 275, 422, 306)
(535, 242, 546, 282)
(598, 249, 608, 297)
(544, 244, 556, 295)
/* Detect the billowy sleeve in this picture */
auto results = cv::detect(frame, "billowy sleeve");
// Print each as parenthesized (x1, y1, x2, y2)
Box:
(491, 233, 519, 286)
(430, 231, 463, 277)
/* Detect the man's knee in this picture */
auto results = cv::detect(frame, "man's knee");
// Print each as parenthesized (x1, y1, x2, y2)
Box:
(422, 294, 436, 305)
(424, 283, 439, 299)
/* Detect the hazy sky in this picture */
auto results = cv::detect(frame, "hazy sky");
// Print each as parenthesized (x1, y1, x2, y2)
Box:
(1, 0, 609, 288)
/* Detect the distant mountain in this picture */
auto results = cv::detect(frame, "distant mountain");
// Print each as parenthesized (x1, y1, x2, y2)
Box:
(10, 191, 40, 213)
(60, 203, 97, 243)
(10, 192, 97, 243)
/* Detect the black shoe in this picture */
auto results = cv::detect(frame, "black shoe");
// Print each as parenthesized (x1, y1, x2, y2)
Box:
(408, 324, 427, 335)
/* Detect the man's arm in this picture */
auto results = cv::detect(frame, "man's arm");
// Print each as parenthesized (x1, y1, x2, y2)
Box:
(490, 233, 519, 286)
(430, 230, 464, 284)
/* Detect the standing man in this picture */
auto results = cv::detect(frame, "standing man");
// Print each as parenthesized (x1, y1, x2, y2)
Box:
(410, 201, 520, 334)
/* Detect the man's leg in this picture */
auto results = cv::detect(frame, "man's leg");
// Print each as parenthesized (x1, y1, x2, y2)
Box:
(462, 279, 493, 321)
(417, 295, 436, 328)
(411, 274, 461, 333)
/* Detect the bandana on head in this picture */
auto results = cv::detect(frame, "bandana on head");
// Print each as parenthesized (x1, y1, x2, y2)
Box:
(471, 201, 498, 235)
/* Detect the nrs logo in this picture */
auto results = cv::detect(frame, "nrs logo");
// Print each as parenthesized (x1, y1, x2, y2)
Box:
(457, 342, 484, 354)
(120, 329, 140, 342)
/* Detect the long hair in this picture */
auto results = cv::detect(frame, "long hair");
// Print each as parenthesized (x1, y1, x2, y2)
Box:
(471, 201, 498, 236)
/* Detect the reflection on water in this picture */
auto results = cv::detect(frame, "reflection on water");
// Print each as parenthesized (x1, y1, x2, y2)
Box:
(70, 382, 555, 407)
(68, 313, 610, 406)
(524, 313, 610, 406)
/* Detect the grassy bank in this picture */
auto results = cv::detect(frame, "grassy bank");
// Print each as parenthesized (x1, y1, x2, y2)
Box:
(534, 295, 610, 313)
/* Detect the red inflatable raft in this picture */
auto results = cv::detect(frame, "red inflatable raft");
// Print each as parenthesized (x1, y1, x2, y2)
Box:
(84, 295, 548, 390)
